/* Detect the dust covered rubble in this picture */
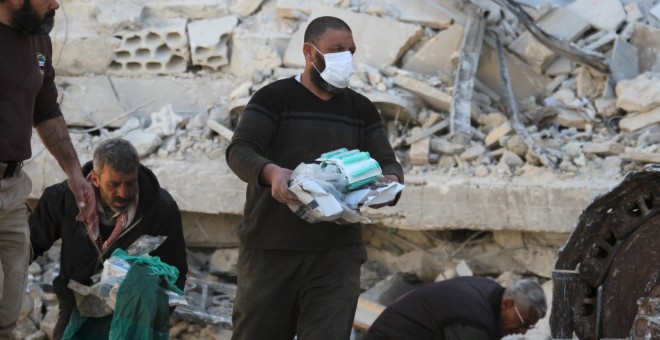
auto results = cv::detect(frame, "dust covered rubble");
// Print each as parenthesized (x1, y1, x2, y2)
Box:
(16, 229, 559, 339)
(53, 0, 659, 182)
(21, 0, 660, 338)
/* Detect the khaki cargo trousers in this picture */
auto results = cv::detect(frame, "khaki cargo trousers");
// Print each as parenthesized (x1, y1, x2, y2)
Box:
(0, 171, 32, 339)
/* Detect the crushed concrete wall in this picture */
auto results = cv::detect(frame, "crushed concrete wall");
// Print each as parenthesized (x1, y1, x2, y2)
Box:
(30, 0, 660, 235)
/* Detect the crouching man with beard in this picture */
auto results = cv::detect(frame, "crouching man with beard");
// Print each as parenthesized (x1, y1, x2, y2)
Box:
(29, 138, 188, 340)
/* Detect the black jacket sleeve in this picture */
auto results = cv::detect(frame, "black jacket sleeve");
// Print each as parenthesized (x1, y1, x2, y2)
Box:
(149, 190, 188, 291)
(29, 182, 68, 260)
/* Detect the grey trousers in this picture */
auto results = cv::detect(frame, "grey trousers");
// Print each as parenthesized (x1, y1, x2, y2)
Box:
(0, 172, 32, 339)
(231, 244, 367, 340)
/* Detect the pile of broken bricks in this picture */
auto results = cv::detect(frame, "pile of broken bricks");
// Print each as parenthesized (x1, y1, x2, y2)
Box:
(71, 0, 658, 180)
(47, 0, 659, 182)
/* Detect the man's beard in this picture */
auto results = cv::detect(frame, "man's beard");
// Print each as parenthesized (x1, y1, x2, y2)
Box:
(310, 54, 345, 94)
(13, 1, 56, 35)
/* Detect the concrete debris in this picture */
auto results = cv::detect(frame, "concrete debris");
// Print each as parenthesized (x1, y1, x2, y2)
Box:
(19, 1, 660, 337)
(45, 0, 657, 185)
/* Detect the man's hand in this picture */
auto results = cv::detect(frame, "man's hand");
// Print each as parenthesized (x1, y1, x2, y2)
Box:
(260, 163, 300, 205)
(67, 174, 96, 223)
(369, 174, 400, 209)
(36, 116, 96, 222)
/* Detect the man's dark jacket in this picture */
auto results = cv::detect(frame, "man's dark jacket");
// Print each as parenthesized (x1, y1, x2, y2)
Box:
(29, 162, 188, 315)
(365, 276, 504, 340)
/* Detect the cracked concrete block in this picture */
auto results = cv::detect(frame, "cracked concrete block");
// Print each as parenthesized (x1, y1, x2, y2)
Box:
(57, 76, 127, 128)
(393, 74, 452, 112)
(566, 0, 625, 32)
(96, 0, 145, 34)
(143, 0, 230, 19)
(631, 23, 660, 74)
(402, 24, 464, 83)
(283, 6, 423, 69)
(50, 18, 120, 76)
(188, 16, 238, 70)
(509, 7, 590, 72)
(616, 73, 660, 113)
(109, 18, 190, 75)
(230, 0, 264, 16)
(229, 34, 282, 81)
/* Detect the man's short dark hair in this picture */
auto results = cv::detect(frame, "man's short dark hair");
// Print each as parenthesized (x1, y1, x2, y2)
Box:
(304, 16, 352, 46)
(93, 138, 140, 174)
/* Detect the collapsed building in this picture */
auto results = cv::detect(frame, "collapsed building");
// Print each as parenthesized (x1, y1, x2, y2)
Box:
(14, 0, 660, 338)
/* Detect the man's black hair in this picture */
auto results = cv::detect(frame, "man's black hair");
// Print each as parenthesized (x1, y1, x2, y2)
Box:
(304, 16, 352, 46)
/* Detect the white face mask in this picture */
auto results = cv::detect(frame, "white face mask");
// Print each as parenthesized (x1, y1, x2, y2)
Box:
(311, 45, 354, 89)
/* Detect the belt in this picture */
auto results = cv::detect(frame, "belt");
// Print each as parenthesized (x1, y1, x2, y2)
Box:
(0, 161, 23, 179)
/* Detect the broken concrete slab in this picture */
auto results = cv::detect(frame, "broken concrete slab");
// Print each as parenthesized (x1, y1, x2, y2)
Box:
(50, 19, 120, 76)
(362, 173, 619, 233)
(566, 0, 626, 32)
(485, 122, 512, 147)
(410, 136, 431, 166)
(393, 74, 452, 112)
(583, 142, 625, 156)
(402, 24, 464, 83)
(283, 6, 423, 69)
(57, 76, 128, 128)
(553, 109, 590, 129)
(460, 144, 486, 161)
(108, 75, 236, 117)
(616, 73, 660, 113)
(430, 138, 465, 155)
(95, 0, 145, 34)
(619, 107, 660, 132)
(355, 0, 454, 29)
(188, 16, 239, 71)
(230, 34, 283, 81)
(610, 36, 639, 83)
(123, 130, 163, 157)
(509, 7, 590, 72)
(631, 23, 660, 73)
(545, 57, 574, 76)
(363, 91, 421, 123)
(476, 43, 551, 101)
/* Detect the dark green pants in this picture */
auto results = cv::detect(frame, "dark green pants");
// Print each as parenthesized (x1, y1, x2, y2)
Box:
(231, 244, 367, 340)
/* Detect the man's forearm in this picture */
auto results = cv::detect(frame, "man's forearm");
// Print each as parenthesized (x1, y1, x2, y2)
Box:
(36, 116, 82, 177)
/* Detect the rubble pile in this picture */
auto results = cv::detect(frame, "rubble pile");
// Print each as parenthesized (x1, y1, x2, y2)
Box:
(17, 0, 660, 338)
(16, 229, 556, 339)
(51, 0, 658, 180)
